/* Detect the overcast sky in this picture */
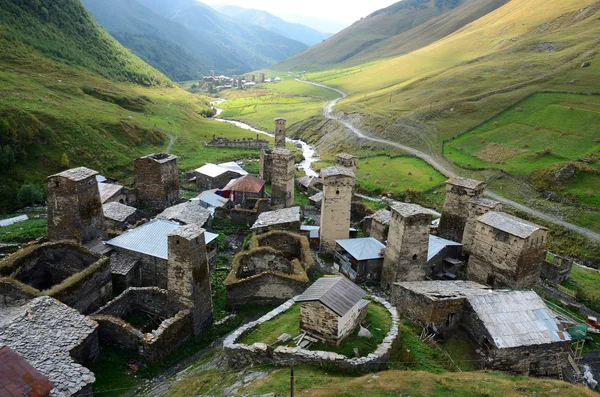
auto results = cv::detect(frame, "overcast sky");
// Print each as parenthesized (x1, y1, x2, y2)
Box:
(205, 0, 400, 31)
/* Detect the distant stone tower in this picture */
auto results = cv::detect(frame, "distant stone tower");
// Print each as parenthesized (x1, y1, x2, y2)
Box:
(380, 203, 432, 290)
(251, 74, 256, 82)
(462, 198, 502, 254)
(167, 224, 213, 335)
(210, 70, 215, 77)
(260, 73, 265, 83)
(319, 166, 356, 253)
(232, 75, 237, 86)
(238, 77, 243, 89)
(438, 177, 486, 243)
(274, 117, 287, 148)
(335, 153, 359, 173)
(271, 148, 295, 208)
(47, 167, 105, 244)
(134, 153, 179, 210)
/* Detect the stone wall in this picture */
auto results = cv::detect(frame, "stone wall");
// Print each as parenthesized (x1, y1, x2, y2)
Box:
(338, 301, 369, 342)
(251, 231, 314, 276)
(271, 149, 295, 208)
(364, 217, 389, 244)
(320, 171, 355, 253)
(438, 180, 485, 243)
(0, 280, 35, 306)
(540, 254, 573, 286)
(380, 204, 432, 290)
(226, 272, 308, 308)
(47, 170, 104, 244)
(205, 135, 268, 150)
(467, 225, 546, 289)
(462, 200, 502, 254)
(224, 296, 399, 373)
(195, 170, 240, 190)
(300, 301, 340, 343)
(134, 153, 179, 210)
(112, 247, 169, 289)
(236, 248, 294, 277)
(259, 150, 273, 182)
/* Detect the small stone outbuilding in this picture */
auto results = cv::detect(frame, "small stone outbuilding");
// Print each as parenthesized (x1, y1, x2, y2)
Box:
(156, 201, 212, 227)
(194, 163, 247, 190)
(363, 209, 391, 243)
(334, 237, 385, 282)
(103, 202, 137, 231)
(297, 276, 369, 345)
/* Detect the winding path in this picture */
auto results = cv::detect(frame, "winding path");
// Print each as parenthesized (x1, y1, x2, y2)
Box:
(296, 79, 600, 242)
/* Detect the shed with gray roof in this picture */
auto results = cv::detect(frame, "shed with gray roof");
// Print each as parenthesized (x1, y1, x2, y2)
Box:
(334, 237, 385, 282)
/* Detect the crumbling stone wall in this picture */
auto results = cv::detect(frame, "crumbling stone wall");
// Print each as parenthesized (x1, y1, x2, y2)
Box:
(467, 226, 547, 289)
(363, 213, 389, 243)
(47, 168, 105, 244)
(195, 170, 240, 190)
(226, 272, 308, 308)
(320, 169, 355, 253)
(271, 149, 295, 208)
(251, 231, 315, 277)
(438, 179, 485, 243)
(380, 204, 432, 290)
(335, 154, 359, 173)
(462, 199, 502, 254)
(111, 247, 168, 289)
(540, 254, 573, 285)
(205, 135, 268, 149)
(259, 149, 273, 182)
(134, 153, 179, 210)
(236, 248, 293, 277)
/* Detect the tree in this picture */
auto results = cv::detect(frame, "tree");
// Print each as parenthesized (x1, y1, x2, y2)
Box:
(60, 152, 70, 168)
(17, 184, 44, 207)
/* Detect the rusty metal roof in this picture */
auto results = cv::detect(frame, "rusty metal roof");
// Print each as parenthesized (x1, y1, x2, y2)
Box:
(0, 346, 53, 397)
(297, 276, 366, 317)
(223, 175, 265, 193)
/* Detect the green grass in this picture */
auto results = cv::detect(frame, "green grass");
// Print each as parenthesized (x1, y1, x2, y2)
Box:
(0, 217, 47, 244)
(562, 265, 600, 313)
(240, 302, 392, 357)
(563, 172, 600, 208)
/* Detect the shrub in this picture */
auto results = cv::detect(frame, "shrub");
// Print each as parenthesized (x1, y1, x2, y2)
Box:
(390, 182, 397, 187)
(408, 172, 412, 176)
(17, 184, 44, 206)
(515, 107, 523, 112)
(544, 147, 552, 154)
(60, 152, 70, 168)
(493, 122, 499, 126)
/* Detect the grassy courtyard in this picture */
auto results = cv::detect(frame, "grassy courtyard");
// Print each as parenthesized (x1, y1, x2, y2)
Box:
(239, 301, 392, 358)
(562, 265, 600, 313)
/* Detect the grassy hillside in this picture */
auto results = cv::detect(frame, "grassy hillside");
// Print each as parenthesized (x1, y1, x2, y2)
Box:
(0, 0, 276, 213)
(275, 0, 507, 71)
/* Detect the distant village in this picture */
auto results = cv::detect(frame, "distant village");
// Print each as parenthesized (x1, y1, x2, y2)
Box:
(201, 70, 282, 92)
(0, 118, 598, 396)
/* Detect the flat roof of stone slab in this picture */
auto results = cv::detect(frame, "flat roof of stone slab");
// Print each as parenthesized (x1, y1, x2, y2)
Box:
(156, 201, 212, 226)
(391, 202, 431, 218)
(446, 177, 485, 190)
(103, 202, 137, 223)
(477, 211, 546, 238)
(0, 296, 97, 396)
(250, 206, 302, 230)
(336, 153, 358, 160)
(49, 167, 98, 182)
(471, 198, 501, 208)
(321, 166, 355, 178)
(367, 209, 391, 225)
(394, 280, 492, 301)
(297, 276, 367, 317)
(138, 153, 177, 163)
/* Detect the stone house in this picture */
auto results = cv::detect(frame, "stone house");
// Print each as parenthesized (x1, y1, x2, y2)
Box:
(308, 191, 322, 208)
(334, 237, 385, 283)
(98, 181, 135, 206)
(0, 241, 112, 314)
(427, 235, 464, 279)
(297, 277, 369, 345)
(0, 296, 99, 396)
(438, 178, 486, 243)
(466, 211, 548, 289)
(462, 198, 502, 254)
(156, 201, 212, 228)
(103, 202, 137, 231)
(250, 206, 302, 234)
(363, 209, 391, 243)
(194, 163, 247, 190)
(335, 153, 359, 173)
(134, 153, 179, 210)
(47, 167, 105, 245)
(393, 281, 572, 375)
(226, 231, 313, 308)
(319, 166, 356, 253)
(221, 175, 265, 208)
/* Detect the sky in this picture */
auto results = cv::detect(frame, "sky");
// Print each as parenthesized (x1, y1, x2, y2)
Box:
(204, 0, 400, 32)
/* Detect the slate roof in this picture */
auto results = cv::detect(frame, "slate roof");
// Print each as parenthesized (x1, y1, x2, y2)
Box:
(49, 167, 97, 182)
(336, 237, 385, 261)
(0, 346, 53, 397)
(0, 297, 97, 396)
(395, 280, 492, 301)
(103, 202, 136, 223)
(471, 198, 501, 209)
(297, 176, 321, 188)
(392, 202, 431, 218)
(106, 219, 217, 260)
(467, 290, 571, 349)
(139, 153, 177, 163)
(297, 276, 367, 317)
(446, 177, 485, 190)
(223, 175, 265, 194)
(478, 211, 546, 238)
(427, 235, 462, 262)
(321, 166, 355, 178)
(156, 202, 212, 226)
(250, 207, 302, 230)
(98, 183, 123, 204)
(336, 153, 357, 160)
(309, 191, 323, 202)
(368, 209, 391, 225)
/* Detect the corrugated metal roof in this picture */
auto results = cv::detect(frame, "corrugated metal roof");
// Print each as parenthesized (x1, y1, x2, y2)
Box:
(198, 191, 229, 208)
(195, 163, 229, 178)
(156, 202, 212, 226)
(223, 175, 265, 193)
(218, 162, 248, 176)
(0, 215, 28, 228)
(467, 290, 571, 349)
(297, 276, 366, 317)
(478, 211, 546, 238)
(106, 219, 217, 259)
(300, 225, 320, 238)
(336, 237, 385, 261)
(427, 235, 462, 262)
(96, 175, 107, 183)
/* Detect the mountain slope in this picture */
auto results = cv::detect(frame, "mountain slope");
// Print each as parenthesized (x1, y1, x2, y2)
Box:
(275, 0, 507, 71)
(215, 5, 331, 47)
(0, 0, 257, 212)
(133, 0, 308, 74)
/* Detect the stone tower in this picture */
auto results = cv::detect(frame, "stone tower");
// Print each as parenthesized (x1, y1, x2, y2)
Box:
(274, 118, 287, 148)
(210, 70, 215, 77)
(260, 73, 265, 83)
(271, 148, 295, 208)
(167, 224, 213, 335)
(259, 149, 273, 182)
(251, 74, 256, 82)
(438, 177, 486, 243)
(380, 203, 432, 290)
(47, 167, 105, 244)
(238, 77, 243, 89)
(462, 198, 502, 254)
(319, 166, 356, 253)
(335, 153, 359, 173)
(134, 153, 179, 210)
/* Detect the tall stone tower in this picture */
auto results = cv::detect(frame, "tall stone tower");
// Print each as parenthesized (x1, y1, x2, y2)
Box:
(319, 166, 355, 253)
(271, 148, 295, 208)
(251, 74, 256, 82)
(260, 73, 265, 83)
(462, 198, 502, 254)
(167, 224, 213, 335)
(134, 153, 179, 211)
(335, 153, 359, 173)
(274, 117, 287, 148)
(380, 203, 432, 290)
(210, 70, 215, 77)
(47, 167, 105, 244)
(237, 77, 243, 89)
(438, 177, 486, 243)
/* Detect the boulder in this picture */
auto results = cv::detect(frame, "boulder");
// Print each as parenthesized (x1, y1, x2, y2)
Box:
(582, 61, 591, 68)
(358, 326, 373, 339)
